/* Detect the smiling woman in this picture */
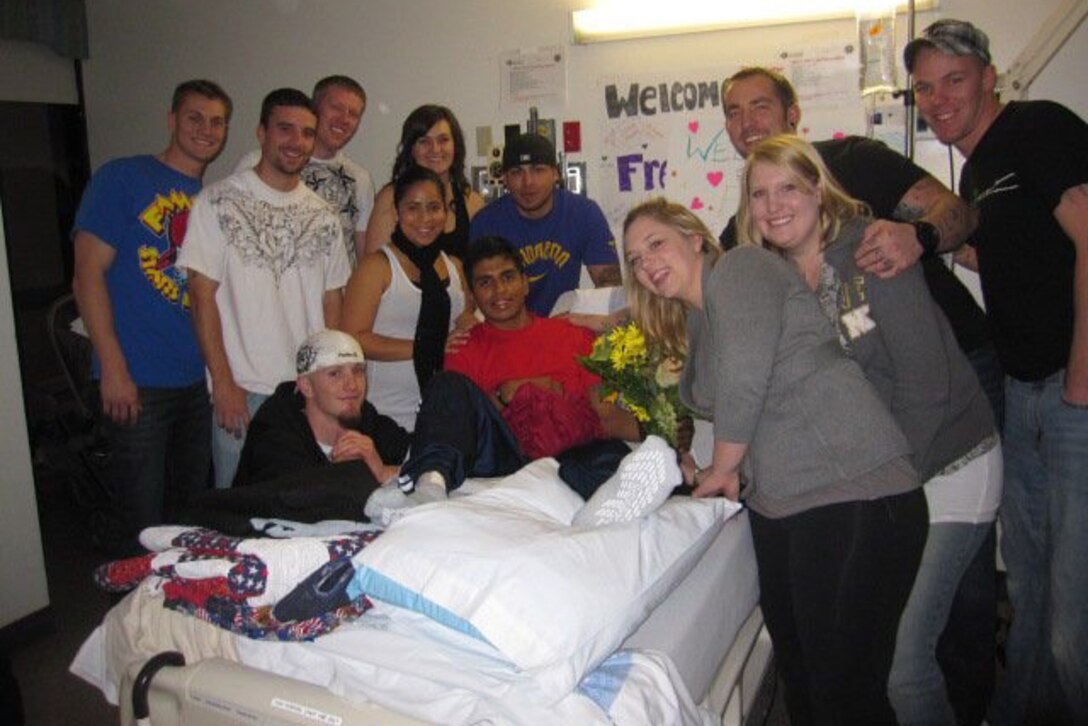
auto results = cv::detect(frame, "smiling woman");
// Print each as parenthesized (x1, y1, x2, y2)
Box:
(364, 105, 486, 260)
(737, 134, 1001, 726)
(622, 195, 928, 725)
(341, 166, 475, 431)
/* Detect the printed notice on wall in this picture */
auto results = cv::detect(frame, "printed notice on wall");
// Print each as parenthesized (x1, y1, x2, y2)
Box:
(780, 42, 857, 111)
(500, 46, 566, 108)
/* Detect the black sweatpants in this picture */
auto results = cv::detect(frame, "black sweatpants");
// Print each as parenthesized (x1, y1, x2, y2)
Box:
(749, 487, 928, 726)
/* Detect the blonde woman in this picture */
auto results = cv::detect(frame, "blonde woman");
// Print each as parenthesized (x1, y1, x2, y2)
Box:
(622, 196, 926, 724)
(739, 134, 1000, 726)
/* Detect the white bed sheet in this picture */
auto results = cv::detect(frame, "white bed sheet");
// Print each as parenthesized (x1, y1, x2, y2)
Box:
(71, 492, 760, 725)
(623, 510, 759, 703)
(226, 508, 758, 722)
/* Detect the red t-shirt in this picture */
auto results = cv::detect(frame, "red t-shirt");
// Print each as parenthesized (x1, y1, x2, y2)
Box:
(445, 315, 599, 395)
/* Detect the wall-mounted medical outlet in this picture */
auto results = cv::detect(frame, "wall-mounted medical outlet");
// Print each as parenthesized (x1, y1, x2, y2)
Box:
(565, 162, 587, 196)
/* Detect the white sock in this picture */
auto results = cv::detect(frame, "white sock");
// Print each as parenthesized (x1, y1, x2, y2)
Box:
(573, 436, 681, 527)
(364, 483, 412, 524)
(407, 471, 447, 506)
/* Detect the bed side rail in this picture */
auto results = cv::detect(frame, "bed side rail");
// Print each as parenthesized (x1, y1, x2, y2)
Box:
(120, 651, 429, 726)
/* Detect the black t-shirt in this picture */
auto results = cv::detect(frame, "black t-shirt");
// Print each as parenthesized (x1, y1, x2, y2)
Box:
(721, 136, 991, 353)
(960, 101, 1088, 381)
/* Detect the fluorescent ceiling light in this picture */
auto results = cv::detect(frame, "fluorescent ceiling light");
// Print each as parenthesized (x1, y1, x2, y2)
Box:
(571, 0, 937, 44)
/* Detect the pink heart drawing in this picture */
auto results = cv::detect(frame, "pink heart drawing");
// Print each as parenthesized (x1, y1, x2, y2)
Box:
(691, 196, 704, 210)
(707, 171, 724, 187)
(687, 121, 699, 133)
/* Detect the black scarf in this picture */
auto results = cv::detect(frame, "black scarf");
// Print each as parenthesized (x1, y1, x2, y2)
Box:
(391, 226, 451, 391)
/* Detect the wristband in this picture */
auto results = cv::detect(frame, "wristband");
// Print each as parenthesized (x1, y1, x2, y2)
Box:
(911, 220, 941, 260)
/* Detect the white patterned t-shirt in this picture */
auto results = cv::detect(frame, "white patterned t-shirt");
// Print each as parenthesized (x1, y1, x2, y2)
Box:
(235, 149, 375, 265)
(179, 169, 350, 394)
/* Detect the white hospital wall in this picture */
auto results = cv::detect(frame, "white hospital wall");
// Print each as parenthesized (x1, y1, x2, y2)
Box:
(78, 0, 1087, 187)
(0, 185, 50, 628)
(0, 39, 67, 628)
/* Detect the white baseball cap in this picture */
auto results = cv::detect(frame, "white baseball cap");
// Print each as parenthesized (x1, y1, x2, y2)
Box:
(295, 330, 366, 375)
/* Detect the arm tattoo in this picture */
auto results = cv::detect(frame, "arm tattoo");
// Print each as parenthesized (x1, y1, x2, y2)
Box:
(897, 175, 977, 251)
(892, 200, 925, 222)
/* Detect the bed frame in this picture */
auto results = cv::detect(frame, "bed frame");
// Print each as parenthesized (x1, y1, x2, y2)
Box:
(117, 608, 770, 726)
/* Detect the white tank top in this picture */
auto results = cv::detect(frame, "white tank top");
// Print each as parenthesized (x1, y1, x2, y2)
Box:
(366, 246, 465, 431)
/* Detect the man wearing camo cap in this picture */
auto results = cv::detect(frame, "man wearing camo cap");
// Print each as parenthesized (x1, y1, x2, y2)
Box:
(907, 18, 1088, 725)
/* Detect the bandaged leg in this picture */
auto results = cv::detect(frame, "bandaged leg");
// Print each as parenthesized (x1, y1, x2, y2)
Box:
(573, 436, 681, 527)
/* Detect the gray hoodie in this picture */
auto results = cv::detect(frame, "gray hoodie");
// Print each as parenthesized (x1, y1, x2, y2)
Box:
(681, 245, 916, 517)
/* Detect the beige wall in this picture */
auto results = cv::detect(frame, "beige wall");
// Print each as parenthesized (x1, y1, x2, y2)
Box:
(0, 38, 78, 104)
(0, 36, 81, 628)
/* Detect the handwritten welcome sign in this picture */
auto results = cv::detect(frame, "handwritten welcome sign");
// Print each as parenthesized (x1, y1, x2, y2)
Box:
(592, 41, 865, 242)
(594, 70, 745, 241)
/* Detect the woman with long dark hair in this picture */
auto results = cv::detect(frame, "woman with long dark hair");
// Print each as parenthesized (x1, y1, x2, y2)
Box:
(343, 166, 475, 431)
(364, 104, 484, 260)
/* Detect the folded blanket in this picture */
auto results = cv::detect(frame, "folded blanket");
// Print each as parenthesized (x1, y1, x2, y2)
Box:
(93, 526, 380, 641)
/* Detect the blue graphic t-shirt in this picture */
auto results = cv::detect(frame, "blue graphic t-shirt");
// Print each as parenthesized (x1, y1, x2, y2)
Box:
(470, 188, 617, 315)
(73, 155, 205, 386)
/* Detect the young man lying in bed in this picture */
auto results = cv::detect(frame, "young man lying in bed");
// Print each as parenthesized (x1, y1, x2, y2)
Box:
(236, 329, 408, 488)
(185, 311, 676, 533)
(363, 235, 660, 524)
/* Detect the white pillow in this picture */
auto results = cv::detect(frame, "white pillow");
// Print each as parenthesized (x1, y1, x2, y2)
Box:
(350, 458, 732, 702)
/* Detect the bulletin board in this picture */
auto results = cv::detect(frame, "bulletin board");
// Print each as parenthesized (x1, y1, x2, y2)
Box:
(592, 39, 875, 239)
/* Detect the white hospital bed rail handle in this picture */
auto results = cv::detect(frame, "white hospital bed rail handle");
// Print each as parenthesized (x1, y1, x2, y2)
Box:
(132, 651, 186, 724)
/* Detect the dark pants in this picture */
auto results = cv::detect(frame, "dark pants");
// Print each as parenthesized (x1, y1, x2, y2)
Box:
(404, 371, 629, 498)
(402, 371, 527, 490)
(750, 488, 928, 726)
(98, 382, 211, 555)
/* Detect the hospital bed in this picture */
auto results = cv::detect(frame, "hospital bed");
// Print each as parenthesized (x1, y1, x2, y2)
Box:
(72, 457, 771, 725)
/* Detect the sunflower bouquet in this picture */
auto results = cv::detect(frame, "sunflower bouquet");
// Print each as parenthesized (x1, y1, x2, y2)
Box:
(580, 322, 692, 449)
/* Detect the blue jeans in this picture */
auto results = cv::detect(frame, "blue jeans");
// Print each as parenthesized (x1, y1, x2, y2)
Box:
(991, 372, 1088, 725)
(99, 382, 211, 555)
(211, 390, 269, 489)
(889, 521, 992, 725)
(927, 342, 1004, 725)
